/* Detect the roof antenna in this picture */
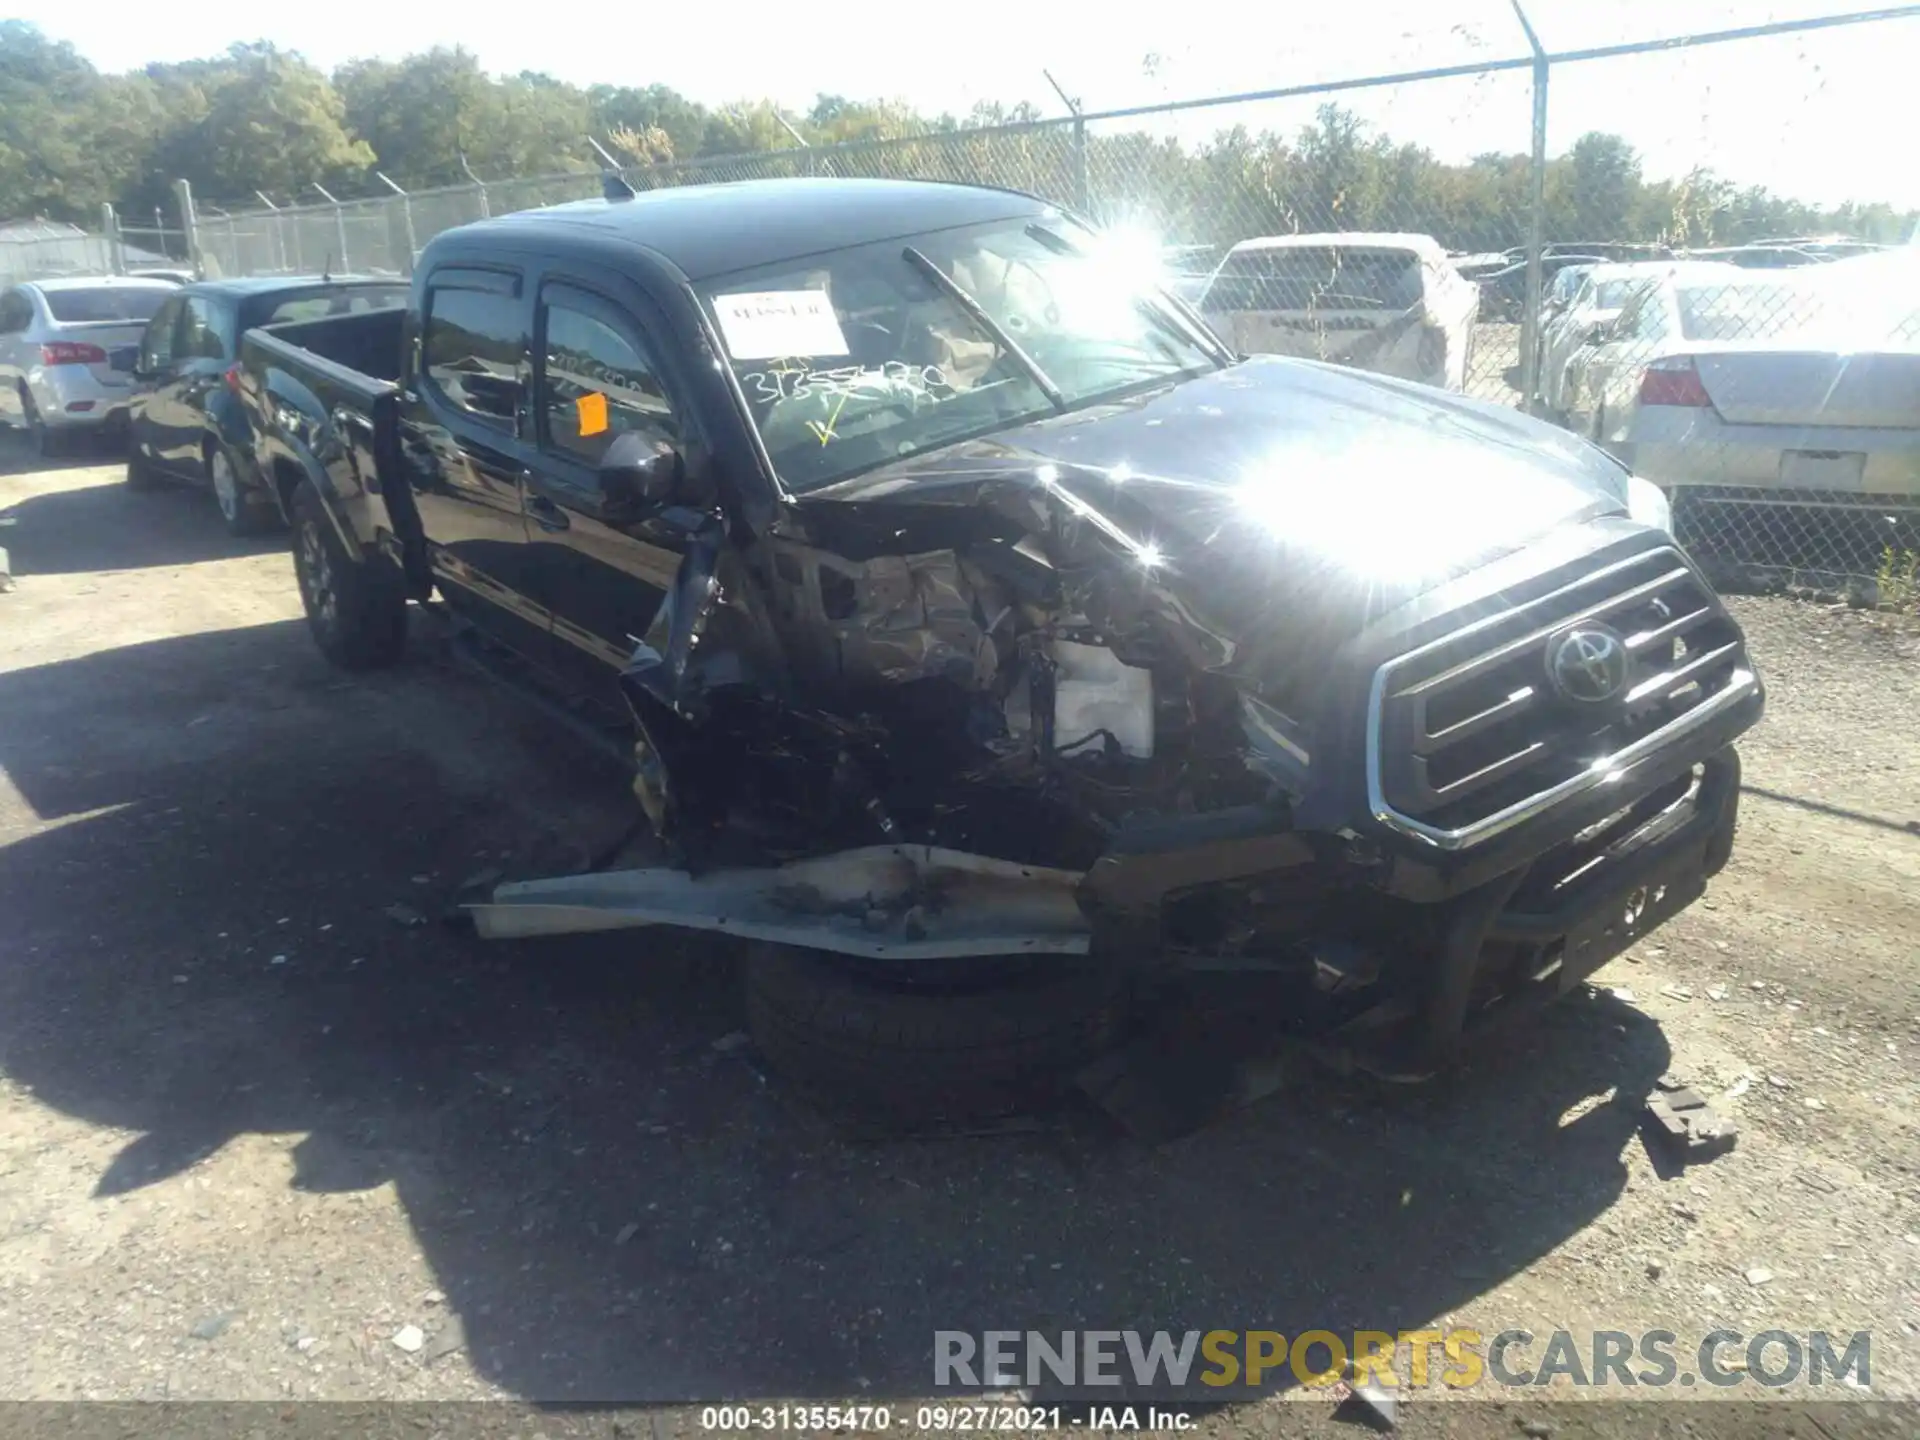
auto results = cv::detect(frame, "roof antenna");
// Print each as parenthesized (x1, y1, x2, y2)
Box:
(321, 249, 334, 283)
(602, 171, 636, 202)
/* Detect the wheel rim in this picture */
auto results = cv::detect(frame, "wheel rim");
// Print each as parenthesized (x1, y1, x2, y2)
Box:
(296, 519, 337, 629)
(212, 450, 239, 521)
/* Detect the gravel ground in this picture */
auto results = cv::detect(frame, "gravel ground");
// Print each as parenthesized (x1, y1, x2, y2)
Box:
(1, 438, 1916, 1435)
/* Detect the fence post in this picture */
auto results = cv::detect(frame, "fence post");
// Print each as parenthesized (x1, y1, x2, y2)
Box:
(1045, 70, 1090, 215)
(172, 179, 203, 278)
(100, 203, 123, 275)
(254, 192, 289, 273)
(1511, 1, 1550, 414)
(313, 185, 350, 272)
(200, 205, 228, 277)
(766, 113, 816, 178)
(460, 154, 492, 219)
(377, 173, 418, 275)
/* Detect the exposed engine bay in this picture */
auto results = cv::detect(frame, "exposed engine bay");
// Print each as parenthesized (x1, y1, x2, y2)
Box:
(617, 487, 1308, 883)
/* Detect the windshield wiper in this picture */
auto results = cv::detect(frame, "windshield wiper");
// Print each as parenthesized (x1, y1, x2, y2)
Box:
(1024, 224, 1236, 367)
(901, 245, 1066, 411)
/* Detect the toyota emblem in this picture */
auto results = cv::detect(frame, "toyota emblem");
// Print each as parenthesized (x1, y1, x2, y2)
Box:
(1546, 623, 1630, 704)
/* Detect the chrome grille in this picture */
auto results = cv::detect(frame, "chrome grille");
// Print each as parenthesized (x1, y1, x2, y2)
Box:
(1368, 547, 1757, 849)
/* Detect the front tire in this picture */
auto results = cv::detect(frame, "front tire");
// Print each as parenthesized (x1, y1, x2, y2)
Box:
(745, 943, 1131, 1127)
(290, 480, 407, 670)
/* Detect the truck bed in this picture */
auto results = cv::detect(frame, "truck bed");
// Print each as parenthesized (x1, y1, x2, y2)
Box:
(238, 303, 429, 597)
(245, 306, 406, 390)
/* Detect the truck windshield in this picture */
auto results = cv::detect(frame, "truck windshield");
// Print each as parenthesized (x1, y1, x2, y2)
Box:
(699, 217, 1222, 493)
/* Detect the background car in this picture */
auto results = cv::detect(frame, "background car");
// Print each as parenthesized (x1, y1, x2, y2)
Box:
(1160, 243, 1221, 303)
(1538, 261, 1742, 421)
(1681, 244, 1827, 270)
(0, 277, 178, 455)
(1558, 263, 1753, 440)
(1597, 251, 1920, 568)
(1198, 231, 1481, 390)
(1475, 252, 1609, 322)
(124, 275, 406, 533)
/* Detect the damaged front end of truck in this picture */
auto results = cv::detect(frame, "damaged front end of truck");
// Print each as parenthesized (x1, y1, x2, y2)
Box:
(473, 356, 1763, 1081)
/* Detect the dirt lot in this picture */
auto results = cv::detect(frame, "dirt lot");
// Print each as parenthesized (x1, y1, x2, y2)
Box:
(1, 438, 1917, 1433)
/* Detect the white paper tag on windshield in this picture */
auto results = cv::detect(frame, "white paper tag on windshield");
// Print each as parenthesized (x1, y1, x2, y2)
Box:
(713, 290, 850, 360)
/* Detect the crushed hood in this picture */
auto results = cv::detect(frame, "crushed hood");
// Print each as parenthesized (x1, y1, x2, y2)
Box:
(795, 356, 1631, 677)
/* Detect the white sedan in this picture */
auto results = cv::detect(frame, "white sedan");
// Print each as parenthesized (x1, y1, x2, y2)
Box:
(1579, 253, 1920, 566)
(1538, 262, 1738, 421)
(0, 277, 179, 455)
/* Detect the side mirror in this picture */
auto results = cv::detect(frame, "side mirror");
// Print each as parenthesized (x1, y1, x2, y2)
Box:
(599, 428, 685, 518)
(1583, 324, 1609, 346)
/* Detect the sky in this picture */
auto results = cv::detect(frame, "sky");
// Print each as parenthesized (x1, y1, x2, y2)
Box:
(17, 0, 1917, 210)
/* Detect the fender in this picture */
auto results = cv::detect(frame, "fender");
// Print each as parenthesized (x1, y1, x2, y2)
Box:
(203, 388, 254, 456)
(203, 389, 269, 496)
(255, 373, 363, 563)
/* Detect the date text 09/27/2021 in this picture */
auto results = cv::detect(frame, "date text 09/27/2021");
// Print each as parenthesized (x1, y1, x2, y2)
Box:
(698, 1406, 1189, 1432)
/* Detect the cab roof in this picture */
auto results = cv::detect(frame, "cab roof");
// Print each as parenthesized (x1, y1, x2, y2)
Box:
(461, 177, 1056, 281)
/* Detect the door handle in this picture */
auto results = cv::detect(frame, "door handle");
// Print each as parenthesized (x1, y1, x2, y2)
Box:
(525, 494, 571, 532)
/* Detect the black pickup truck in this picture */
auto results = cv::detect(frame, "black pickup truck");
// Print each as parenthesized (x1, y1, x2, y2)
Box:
(238, 177, 1763, 1120)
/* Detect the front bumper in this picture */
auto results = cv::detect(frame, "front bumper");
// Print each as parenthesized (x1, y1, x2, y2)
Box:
(1328, 747, 1741, 1078)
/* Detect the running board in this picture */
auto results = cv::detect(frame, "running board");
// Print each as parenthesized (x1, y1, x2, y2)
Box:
(466, 844, 1092, 960)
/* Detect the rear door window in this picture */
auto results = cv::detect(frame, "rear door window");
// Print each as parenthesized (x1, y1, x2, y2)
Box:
(177, 296, 232, 359)
(422, 273, 524, 432)
(140, 296, 186, 370)
(1633, 294, 1674, 343)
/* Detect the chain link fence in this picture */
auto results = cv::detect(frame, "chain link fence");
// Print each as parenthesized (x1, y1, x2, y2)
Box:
(181, 9, 1919, 600)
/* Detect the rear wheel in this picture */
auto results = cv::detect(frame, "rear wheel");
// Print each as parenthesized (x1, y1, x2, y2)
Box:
(209, 443, 270, 536)
(744, 943, 1131, 1127)
(290, 480, 407, 670)
(125, 443, 161, 491)
(19, 388, 62, 458)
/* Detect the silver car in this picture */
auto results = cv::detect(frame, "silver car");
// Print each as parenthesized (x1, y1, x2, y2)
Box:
(1537, 262, 1739, 421)
(1594, 252, 1920, 567)
(0, 277, 179, 455)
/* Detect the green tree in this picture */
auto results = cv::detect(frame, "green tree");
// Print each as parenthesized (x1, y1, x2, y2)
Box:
(1564, 132, 1642, 241)
(589, 84, 710, 163)
(173, 45, 370, 203)
(0, 22, 132, 220)
(3, 25, 1915, 258)
(335, 48, 498, 187)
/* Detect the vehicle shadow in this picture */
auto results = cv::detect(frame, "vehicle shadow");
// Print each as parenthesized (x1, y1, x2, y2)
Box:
(0, 426, 127, 478)
(0, 467, 284, 576)
(0, 620, 1672, 1403)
